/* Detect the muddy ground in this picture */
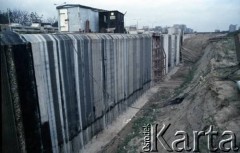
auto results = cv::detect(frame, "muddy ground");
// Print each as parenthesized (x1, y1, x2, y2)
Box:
(101, 34, 240, 153)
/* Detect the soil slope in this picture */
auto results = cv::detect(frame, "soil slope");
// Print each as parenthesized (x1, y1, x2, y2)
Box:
(101, 34, 240, 153)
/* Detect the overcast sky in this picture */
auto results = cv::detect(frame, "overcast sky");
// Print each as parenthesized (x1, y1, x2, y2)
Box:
(1, 0, 239, 32)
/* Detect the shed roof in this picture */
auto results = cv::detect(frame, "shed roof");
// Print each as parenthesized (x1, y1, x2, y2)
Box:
(99, 10, 124, 15)
(56, 4, 106, 12)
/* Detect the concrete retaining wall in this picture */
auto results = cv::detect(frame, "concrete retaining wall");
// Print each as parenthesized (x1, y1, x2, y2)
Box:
(162, 34, 181, 73)
(1, 32, 152, 153)
(1, 31, 181, 153)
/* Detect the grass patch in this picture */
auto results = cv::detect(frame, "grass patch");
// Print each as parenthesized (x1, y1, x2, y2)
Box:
(117, 109, 157, 153)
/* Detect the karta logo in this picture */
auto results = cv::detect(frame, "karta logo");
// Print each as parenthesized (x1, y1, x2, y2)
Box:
(142, 124, 239, 152)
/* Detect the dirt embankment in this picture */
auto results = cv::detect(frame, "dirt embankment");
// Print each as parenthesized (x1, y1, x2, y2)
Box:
(101, 34, 240, 153)
(181, 34, 216, 63)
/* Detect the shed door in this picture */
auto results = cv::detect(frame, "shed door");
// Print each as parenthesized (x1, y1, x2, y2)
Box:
(59, 9, 68, 32)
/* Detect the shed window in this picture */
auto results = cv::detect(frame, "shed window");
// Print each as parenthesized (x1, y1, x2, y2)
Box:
(104, 15, 106, 22)
(110, 15, 116, 20)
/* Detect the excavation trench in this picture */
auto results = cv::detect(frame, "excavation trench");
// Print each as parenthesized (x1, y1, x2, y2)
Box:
(101, 34, 240, 153)
(82, 66, 182, 153)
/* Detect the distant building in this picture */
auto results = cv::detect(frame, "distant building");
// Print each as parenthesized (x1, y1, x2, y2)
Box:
(173, 24, 186, 29)
(162, 27, 168, 34)
(154, 26, 162, 33)
(125, 25, 137, 34)
(229, 24, 237, 32)
(168, 27, 178, 34)
(215, 29, 220, 32)
(56, 4, 103, 32)
(129, 25, 137, 31)
(142, 26, 149, 31)
(125, 25, 153, 34)
(99, 11, 124, 33)
(185, 28, 194, 34)
(173, 24, 186, 34)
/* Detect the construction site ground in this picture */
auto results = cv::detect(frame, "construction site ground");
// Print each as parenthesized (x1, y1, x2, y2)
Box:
(87, 33, 240, 153)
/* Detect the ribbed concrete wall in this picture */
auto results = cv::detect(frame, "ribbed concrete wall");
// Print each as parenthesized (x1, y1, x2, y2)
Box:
(162, 34, 181, 73)
(1, 32, 152, 153)
(176, 35, 181, 65)
(170, 35, 176, 69)
(1, 32, 182, 153)
(163, 34, 169, 73)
